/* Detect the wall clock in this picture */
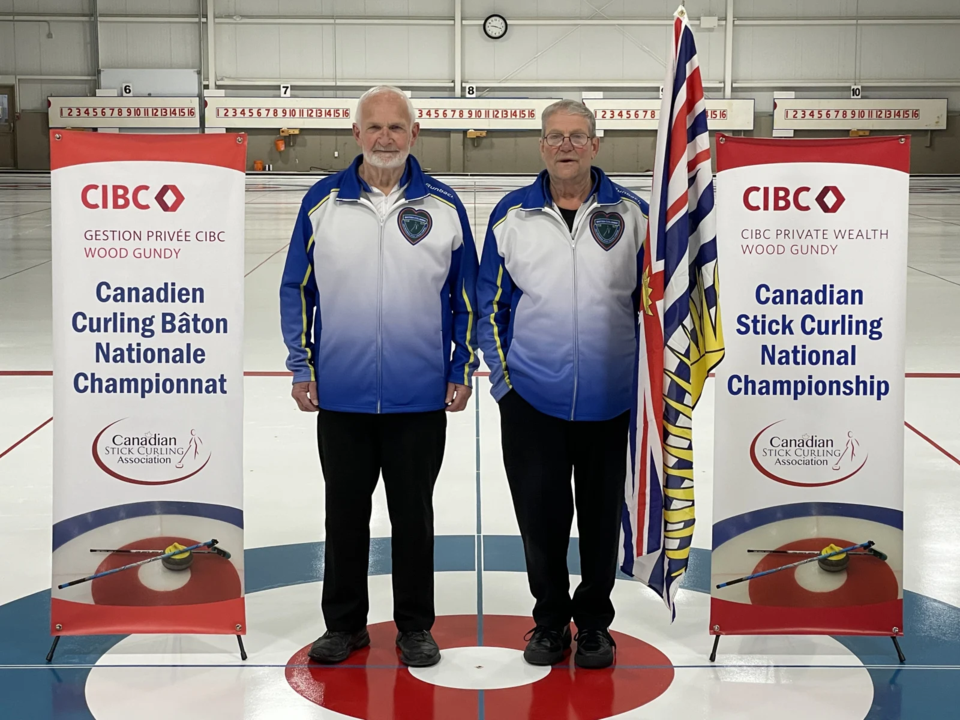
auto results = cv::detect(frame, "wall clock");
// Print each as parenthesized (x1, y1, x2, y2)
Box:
(483, 14, 508, 40)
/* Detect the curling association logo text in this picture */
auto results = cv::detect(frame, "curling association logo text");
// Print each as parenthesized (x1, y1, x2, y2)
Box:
(92, 419, 211, 485)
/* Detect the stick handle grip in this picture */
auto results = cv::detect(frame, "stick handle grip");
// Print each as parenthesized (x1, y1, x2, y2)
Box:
(58, 577, 89, 590)
(716, 576, 748, 589)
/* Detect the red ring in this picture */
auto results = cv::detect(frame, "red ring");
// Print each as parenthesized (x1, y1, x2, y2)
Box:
(91, 536, 241, 606)
(286, 615, 674, 720)
(747, 537, 898, 608)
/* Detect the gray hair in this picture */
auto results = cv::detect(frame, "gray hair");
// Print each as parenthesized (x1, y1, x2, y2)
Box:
(541, 99, 596, 137)
(355, 85, 417, 128)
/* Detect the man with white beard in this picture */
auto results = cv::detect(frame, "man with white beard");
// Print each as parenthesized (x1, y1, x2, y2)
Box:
(280, 85, 479, 667)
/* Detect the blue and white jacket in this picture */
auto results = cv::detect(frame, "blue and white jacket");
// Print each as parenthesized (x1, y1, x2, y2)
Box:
(477, 168, 648, 421)
(280, 155, 479, 414)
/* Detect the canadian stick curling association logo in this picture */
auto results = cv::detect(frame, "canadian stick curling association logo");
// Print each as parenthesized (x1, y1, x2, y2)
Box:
(92, 419, 211, 485)
(749, 420, 867, 487)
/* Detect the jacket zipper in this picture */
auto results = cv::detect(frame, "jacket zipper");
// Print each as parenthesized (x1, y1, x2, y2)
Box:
(355, 191, 425, 414)
(546, 206, 582, 421)
(570, 213, 580, 421)
(376, 214, 385, 413)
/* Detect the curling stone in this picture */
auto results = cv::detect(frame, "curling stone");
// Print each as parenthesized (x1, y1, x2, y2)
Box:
(817, 543, 849, 573)
(161, 542, 194, 571)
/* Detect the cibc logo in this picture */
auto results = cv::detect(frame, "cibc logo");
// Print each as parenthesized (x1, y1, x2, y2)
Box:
(743, 186, 845, 213)
(81, 184, 185, 212)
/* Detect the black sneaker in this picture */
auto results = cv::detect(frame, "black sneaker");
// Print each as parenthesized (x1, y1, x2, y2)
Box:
(574, 628, 616, 669)
(307, 628, 370, 664)
(523, 624, 572, 666)
(396, 630, 441, 667)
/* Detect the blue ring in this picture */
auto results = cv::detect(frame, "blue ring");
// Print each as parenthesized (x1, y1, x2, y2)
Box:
(713, 502, 903, 548)
(53, 501, 244, 551)
(2, 536, 956, 719)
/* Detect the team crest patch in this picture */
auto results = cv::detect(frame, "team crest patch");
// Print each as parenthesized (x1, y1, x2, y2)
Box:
(590, 211, 624, 251)
(398, 208, 433, 245)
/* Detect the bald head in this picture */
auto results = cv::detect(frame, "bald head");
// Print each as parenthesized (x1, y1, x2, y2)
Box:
(355, 85, 416, 128)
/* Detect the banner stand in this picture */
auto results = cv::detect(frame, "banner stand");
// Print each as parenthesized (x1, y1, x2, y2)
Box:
(707, 134, 910, 666)
(46, 130, 248, 664)
(47, 635, 248, 663)
(708, 630, 905, 665)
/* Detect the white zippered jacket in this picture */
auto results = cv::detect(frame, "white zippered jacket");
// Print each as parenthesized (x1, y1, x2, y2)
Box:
(280, 155, 479, 413)
(477, 168, 648, 421)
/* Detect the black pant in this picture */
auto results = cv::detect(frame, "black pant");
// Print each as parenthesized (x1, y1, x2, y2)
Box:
(499, 391, 629, 631)
(317, 408, 446, 633)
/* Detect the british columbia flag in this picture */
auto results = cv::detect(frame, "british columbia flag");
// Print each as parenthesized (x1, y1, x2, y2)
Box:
(620, 5, 725, 616)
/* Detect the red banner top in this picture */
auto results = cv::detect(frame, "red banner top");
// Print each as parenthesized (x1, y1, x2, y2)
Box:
(715, 134, 910, 174)
(50, 130, 247, 172)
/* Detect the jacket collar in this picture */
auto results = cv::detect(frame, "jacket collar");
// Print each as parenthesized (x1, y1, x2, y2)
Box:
(520, 166, 622, 211)
(337, 153, 428, 202)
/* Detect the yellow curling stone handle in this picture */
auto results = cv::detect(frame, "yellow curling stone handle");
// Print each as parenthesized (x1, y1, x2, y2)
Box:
(165, 542, 191, 559)
(821, 543, 847, 560)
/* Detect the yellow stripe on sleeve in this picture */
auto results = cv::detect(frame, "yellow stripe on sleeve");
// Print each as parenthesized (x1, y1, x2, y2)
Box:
(491, 264, 512, 388)
(461, 282, 476, 386)
(430, 193, 457, 210)
(299, 263, 315, 382)
(308, 192, 333, 217)
(492, 204, 522, 231)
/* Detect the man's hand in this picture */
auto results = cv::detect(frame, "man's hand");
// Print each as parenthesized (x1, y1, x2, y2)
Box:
(292, 381, 319, 412)
(445, 382, 472, 412)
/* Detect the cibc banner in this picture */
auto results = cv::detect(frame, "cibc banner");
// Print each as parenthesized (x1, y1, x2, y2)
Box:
(710, 135, 908, 637)
(50, 131, 247, 637)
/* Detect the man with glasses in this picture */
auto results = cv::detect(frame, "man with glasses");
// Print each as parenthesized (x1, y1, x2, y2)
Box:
(477, 99, 648, 669)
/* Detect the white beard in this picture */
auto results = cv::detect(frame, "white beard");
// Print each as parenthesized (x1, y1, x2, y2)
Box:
(363, 147, 408, 169)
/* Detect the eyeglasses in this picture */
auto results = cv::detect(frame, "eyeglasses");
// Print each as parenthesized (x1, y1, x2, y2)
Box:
(542, 132, 593, 148)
